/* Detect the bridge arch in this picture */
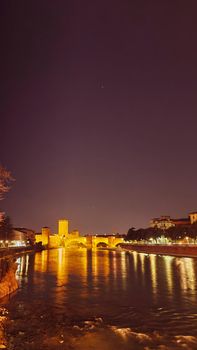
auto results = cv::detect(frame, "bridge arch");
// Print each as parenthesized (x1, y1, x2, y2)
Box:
(96, 242, 109, 248)
(64, 238, 87, 249)
(115, 243, 122, 247)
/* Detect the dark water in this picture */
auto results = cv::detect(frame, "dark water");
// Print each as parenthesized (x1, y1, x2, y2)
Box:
(2, 248, 197, 349)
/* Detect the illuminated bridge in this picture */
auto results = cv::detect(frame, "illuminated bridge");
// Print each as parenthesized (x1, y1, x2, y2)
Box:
(36, 220, 125, 249)
(63, 234, 124, 249)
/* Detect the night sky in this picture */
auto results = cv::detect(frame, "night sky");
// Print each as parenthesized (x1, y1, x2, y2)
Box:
(1, 1, 197, 234)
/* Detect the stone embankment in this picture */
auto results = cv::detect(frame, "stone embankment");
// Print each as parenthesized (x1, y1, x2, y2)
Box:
(0, 246, 35, 300)
(0, 259, 18, 299)
(0, 247, 37, 349)
(121, 244, 197, 258)
(0, 246, 34, 259)
(0, 261, 18, 349)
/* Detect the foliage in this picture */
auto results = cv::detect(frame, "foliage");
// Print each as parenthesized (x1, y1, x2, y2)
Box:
(0, 165, 14, 200)
(125, 223, 197, 243)
(187, 223, 197, 240)
(0, 214, 13, 240)
(166, 225, 189, 241)
(125, 227, 163, 242)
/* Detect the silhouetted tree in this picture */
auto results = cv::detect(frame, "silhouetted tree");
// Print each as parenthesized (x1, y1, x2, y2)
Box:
(0, 165, 14, 200)
(148, 227, 164, 242)
(125, 227, 137, 241)
(0, 214, 13, 241)
(125, 223, 197, 244)
(188, 223, 197, 241)
(125, 226, 165, 242)
(166, 225, 190, 242)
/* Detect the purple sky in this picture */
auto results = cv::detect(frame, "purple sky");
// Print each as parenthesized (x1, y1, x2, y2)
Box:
(1, 1, 197, 234)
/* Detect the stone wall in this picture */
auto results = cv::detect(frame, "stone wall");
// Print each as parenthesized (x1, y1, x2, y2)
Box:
(121, 244, 197, 257)
(0, 259, 18, 299)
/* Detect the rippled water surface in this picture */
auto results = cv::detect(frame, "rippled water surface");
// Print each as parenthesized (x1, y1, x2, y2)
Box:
(2, 248, 197, 349)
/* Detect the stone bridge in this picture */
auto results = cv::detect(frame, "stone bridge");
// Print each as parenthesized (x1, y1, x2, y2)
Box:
(38, 221, 125, 249)
(63, 235, 124, 249)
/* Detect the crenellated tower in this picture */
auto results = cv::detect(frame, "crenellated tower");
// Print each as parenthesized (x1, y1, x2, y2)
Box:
(58, 219, 69, 238)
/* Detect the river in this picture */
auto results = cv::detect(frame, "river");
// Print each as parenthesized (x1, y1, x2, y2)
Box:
(1, 248, 197, 349)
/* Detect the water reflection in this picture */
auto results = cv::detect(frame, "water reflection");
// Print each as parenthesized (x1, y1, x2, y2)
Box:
(16, 256, 28, 276)
(132, 251, 138, 272)
(139, 252, 145, 274)
(15, 249, 197, 306)
(8, 248, 197, 350)
(164, 256, 174, 294)
(149, 254, 157, 297)
(175, 257, 196, 292)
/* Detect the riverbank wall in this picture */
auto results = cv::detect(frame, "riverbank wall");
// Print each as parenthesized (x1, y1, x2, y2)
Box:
(121, 244, 197, 257)
(0, 246, 36, 259)
(0, 246, 36, 300)
(0, 259, 18, 299)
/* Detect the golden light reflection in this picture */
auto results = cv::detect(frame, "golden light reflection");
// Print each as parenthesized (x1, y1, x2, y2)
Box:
(163, 256, 174, 294)
(97, 250, 110, 278)
(139, 253, 145, 275)
(91, 250, 98, 280)
(70, 249, 87, 278)
(25, 255, 29, 275)
(16, 255, 29, 276)
(176, 258, 196, 291)
(15, 248, 197, 309)
(184, 258, 196, 291)
(120, 252, 127, 289)
(132, 251, 138, 272)
(150, 254, 157, 296)
(138, 253, 146, 286)
(111, 251, 118, 289)
(63, 249, 88, 283)
(34, 250, 48, 273)
(57, 248, 68, 285)
(111, 251, 117, 279)
(91, 250, 112, 291)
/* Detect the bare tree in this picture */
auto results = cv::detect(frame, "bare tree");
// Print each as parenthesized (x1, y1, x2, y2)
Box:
(0, 165, 14, 200)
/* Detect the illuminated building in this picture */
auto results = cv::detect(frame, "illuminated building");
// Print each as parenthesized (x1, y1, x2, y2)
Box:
(41, 227, 50, 246)
(69, 230, 80, 238)
(150, 216, 175, 230)
(173, 218, 190, 226)
(189, 212, 197, 224)
(49, 234, 61, 249)
(150, 213, 194, 229)
(34, 219, 125, 249)
(10, 227, 35, 247)
(35, 227, 50, 247)
(58, 219, 68, 237)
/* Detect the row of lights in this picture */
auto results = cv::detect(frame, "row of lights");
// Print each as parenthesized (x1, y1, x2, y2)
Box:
(0, 240, 26, 246)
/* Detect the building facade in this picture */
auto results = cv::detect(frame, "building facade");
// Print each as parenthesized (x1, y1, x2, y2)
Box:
(150, 216, 175, 230)
(189, 212, 197, 224)
(151, 212, 197, 229)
